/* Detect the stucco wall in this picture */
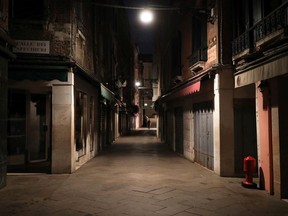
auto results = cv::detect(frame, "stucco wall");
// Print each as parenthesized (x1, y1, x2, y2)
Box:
(256, 81, 272, 192)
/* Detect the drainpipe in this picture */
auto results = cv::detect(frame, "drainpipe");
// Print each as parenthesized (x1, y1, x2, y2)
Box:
(267, 84, 274, 195)
(218, 0, 223, 65)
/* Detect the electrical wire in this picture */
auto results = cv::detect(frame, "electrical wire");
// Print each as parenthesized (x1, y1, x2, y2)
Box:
(90, 2, 180, 10)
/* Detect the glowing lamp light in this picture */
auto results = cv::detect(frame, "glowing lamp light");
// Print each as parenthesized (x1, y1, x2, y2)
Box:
(139, 9, 153, 24)
(135, 81, 141, 87)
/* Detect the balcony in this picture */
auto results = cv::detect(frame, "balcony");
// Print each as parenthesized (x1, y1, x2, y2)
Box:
(188, 48, 208, 74)
(232, 1, 288, 62)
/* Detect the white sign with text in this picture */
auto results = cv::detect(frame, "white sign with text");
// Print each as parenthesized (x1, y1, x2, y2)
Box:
(13, 40, 50, 54)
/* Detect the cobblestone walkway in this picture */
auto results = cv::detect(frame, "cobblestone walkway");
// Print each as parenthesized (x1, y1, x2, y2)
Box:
(0, 130, 288, 216)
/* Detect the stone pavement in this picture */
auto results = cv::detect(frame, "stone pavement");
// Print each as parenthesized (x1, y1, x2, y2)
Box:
(0, 129, 288, 216)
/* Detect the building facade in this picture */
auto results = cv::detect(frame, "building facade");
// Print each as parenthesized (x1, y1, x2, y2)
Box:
(155, 0, 236, 176)
(0, 0, 16, 188)
(155, 0, 288, 200)
(7, 0, 133, 174)
(232, 0, 288, 199)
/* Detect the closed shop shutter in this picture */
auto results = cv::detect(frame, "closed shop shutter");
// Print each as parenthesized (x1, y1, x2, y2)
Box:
(193, 102, 214, 170)
(175, 107, 183, 154)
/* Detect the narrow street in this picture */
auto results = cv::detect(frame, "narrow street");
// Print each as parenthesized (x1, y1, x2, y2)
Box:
(0, 130, 288, 216)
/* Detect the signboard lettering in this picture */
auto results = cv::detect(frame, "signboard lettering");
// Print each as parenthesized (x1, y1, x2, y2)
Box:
(13, 40, 50, 54)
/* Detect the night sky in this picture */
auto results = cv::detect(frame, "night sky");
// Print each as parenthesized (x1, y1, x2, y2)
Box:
(123, 0, 155, 54)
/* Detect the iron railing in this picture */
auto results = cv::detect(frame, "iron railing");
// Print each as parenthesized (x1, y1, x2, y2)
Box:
(232, 1, 288, 56)
(188, 47, 208, 68)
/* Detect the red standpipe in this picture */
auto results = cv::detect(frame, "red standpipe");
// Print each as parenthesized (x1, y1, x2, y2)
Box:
(242, 156, 257, 189)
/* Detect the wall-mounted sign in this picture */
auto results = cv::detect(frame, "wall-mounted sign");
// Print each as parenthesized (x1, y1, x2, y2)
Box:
(13, 40, 50, 54)
(207, 44, 217, 63)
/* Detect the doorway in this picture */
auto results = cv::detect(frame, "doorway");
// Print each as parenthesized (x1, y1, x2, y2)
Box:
(234, 99, 257, 175)
(28, 94, 50, 163)
(7, 91, 51, 173)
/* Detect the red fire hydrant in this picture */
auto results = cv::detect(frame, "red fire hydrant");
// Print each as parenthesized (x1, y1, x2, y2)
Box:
(241, 156, 257, 189)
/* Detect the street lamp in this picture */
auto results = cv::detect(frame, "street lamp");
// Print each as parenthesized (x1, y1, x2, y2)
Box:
(139, 9, 153, 24)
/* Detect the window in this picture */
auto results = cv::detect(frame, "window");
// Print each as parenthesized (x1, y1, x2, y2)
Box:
(11, 0, 45, 20)
(76, 1, 84, 30)
(263, 0, 283, 17)
(172, 31, 182, 77)
(75, 91, 87, 158)
(233, 0, 250, 37)
(189, 14, 207, 67)
(192, 15, 207, 56)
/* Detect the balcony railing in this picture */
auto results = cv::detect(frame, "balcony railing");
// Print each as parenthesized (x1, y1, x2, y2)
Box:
(188, 47, 208, 70)
(232, 1, 288, 56)
(232, 31, 251, 56)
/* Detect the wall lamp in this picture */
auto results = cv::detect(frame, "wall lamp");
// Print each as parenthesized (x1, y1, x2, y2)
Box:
(258, 80, 267, 93)
(207, 8, 216, 24)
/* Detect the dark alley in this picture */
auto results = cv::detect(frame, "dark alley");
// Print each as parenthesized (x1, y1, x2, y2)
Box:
(1, 0, 288, 212)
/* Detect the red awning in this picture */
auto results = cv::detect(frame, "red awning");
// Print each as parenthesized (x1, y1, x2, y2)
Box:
(177, 81, 200, 97)
(161, 81, 201, 102)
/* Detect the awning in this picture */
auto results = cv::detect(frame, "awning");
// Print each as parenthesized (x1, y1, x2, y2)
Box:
(160, 81, 201, 103)
(235, 55, 288, 88)
(100, 83, 116, 104)
(9, 65, 68, 81)
(175, 81, 201, 97)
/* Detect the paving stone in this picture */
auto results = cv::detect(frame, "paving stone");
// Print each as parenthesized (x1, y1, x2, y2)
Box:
(156, 204, 191, 215)
(1, 130, 288, 216)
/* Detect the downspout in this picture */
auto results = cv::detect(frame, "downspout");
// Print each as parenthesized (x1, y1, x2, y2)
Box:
(267, 85, 274, 195)
(218, 0, 223, 65)
(70, 0, 74, 61)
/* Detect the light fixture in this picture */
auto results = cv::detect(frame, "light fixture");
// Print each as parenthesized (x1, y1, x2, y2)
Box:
(135, 81, 141, 87)
(139, 9, 154, 24)
(208, 8, 216, 24)
(258, 80, 267, 93)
